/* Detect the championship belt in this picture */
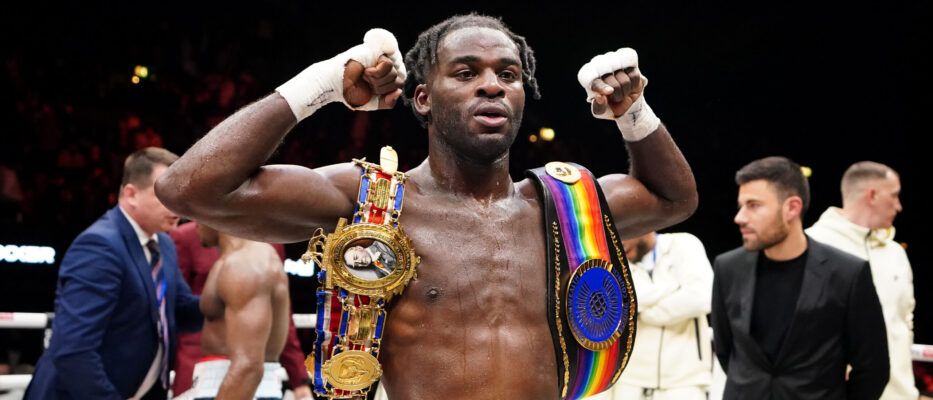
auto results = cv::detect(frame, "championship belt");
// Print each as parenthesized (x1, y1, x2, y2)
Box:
(527, 162, 637, 400)
(302, 146, 419, 399)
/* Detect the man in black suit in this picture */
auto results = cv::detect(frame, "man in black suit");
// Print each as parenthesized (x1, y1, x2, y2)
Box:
(711, 156, 889, 400)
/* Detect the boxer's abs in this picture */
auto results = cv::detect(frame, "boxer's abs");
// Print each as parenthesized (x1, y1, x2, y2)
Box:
(377, 195, 558, 399)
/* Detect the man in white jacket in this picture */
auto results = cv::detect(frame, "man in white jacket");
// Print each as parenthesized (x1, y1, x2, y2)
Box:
(594, 231, 713, 400)
(807, 161, 917, 400)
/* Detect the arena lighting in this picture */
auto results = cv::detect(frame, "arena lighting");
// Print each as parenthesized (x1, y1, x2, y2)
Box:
(528, 134, 538, 143)
(133, 65, 149, 79)
(800, 166, 812, 178)
(283, 257, 315, 277)
(131, 75, 140, 84)
(0, 244, 56, 265)
(539, 127, 555, 141)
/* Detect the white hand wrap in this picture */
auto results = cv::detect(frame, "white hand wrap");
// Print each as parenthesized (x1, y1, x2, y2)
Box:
(577, 47, 660, 142)
(276, 28, 407, 122)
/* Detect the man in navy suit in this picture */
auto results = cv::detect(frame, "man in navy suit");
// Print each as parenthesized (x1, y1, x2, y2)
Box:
(25, 147, 203, 400)
(711, 156, 889, 400)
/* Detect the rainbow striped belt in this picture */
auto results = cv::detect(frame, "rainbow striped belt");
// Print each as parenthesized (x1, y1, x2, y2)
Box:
(527, 162, 638, 400)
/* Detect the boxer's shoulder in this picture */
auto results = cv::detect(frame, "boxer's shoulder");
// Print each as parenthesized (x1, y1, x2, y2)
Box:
(518, 161, 599, 197)
(515, 177, 547, 214)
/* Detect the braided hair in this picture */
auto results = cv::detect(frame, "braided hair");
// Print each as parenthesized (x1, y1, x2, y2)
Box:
(402, 14, 541, 127)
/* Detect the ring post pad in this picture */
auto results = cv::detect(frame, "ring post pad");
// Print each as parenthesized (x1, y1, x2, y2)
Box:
(527, 162, 638, 400)
(302, 146, 420, 398)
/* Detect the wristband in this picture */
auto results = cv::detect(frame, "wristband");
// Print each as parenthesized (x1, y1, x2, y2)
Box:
(614, 94, 660, 142)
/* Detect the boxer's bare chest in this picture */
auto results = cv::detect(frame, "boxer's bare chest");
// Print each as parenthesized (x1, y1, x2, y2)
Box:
(398, 184, 547, 314)
(374, 181, 560, 399)
(200, 261, 224, 320)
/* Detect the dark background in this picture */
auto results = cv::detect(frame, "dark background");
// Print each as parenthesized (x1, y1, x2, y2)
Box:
(2, 1, 930, 364)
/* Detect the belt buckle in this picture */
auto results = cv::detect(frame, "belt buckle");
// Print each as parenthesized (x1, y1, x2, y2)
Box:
(566, 258, 624, 350)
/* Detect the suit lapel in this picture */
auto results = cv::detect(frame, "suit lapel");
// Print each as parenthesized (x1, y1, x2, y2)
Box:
(736, 250, 758, 335)
(734, 250, 774, 368)
(113, 207, 160, 325)
(773, 238, 828, 367)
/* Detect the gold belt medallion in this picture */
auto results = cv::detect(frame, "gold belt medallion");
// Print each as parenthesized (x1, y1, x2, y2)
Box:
(322, 350, 384, 391)
(303, 146, 420, 398)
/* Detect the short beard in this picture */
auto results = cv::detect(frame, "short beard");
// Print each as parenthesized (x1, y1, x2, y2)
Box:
(429, 100, 523, 165)
(742, 211, 790, 252)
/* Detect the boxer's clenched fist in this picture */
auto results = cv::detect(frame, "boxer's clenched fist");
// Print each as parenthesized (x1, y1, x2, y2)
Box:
(341, 28, 406, 110)
(277, 28, 407, 122)
(577, 48, 645, 119)
(578, 47, 660, 141)
(344, 55, 404, 110)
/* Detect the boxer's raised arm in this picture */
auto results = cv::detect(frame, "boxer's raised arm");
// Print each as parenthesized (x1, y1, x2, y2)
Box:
(156, 30, 405, 243)
(579, 48, 697, 238)
(598, 124, 696, 239)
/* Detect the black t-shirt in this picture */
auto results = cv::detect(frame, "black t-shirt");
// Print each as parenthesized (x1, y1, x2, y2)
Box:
(750, 249, 808, 362)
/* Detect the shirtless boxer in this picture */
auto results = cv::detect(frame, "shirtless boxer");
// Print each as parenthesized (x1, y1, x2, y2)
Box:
(188, 223, 291, 400)
(157, 14, 697, 400)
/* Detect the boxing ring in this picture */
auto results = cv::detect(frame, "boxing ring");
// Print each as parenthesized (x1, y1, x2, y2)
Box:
(3, 311, 933, 392)
(0, 312, 318, 392)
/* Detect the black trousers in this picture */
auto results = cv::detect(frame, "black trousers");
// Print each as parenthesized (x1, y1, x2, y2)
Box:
(140, 381, 168, 400)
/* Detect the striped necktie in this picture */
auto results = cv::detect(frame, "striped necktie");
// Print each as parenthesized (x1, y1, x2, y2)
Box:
(145, 239, 169, 389)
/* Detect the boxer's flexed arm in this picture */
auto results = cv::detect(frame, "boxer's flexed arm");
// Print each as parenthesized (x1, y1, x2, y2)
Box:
(156, 30, 405, 243)
(580, 48, 698, 239)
